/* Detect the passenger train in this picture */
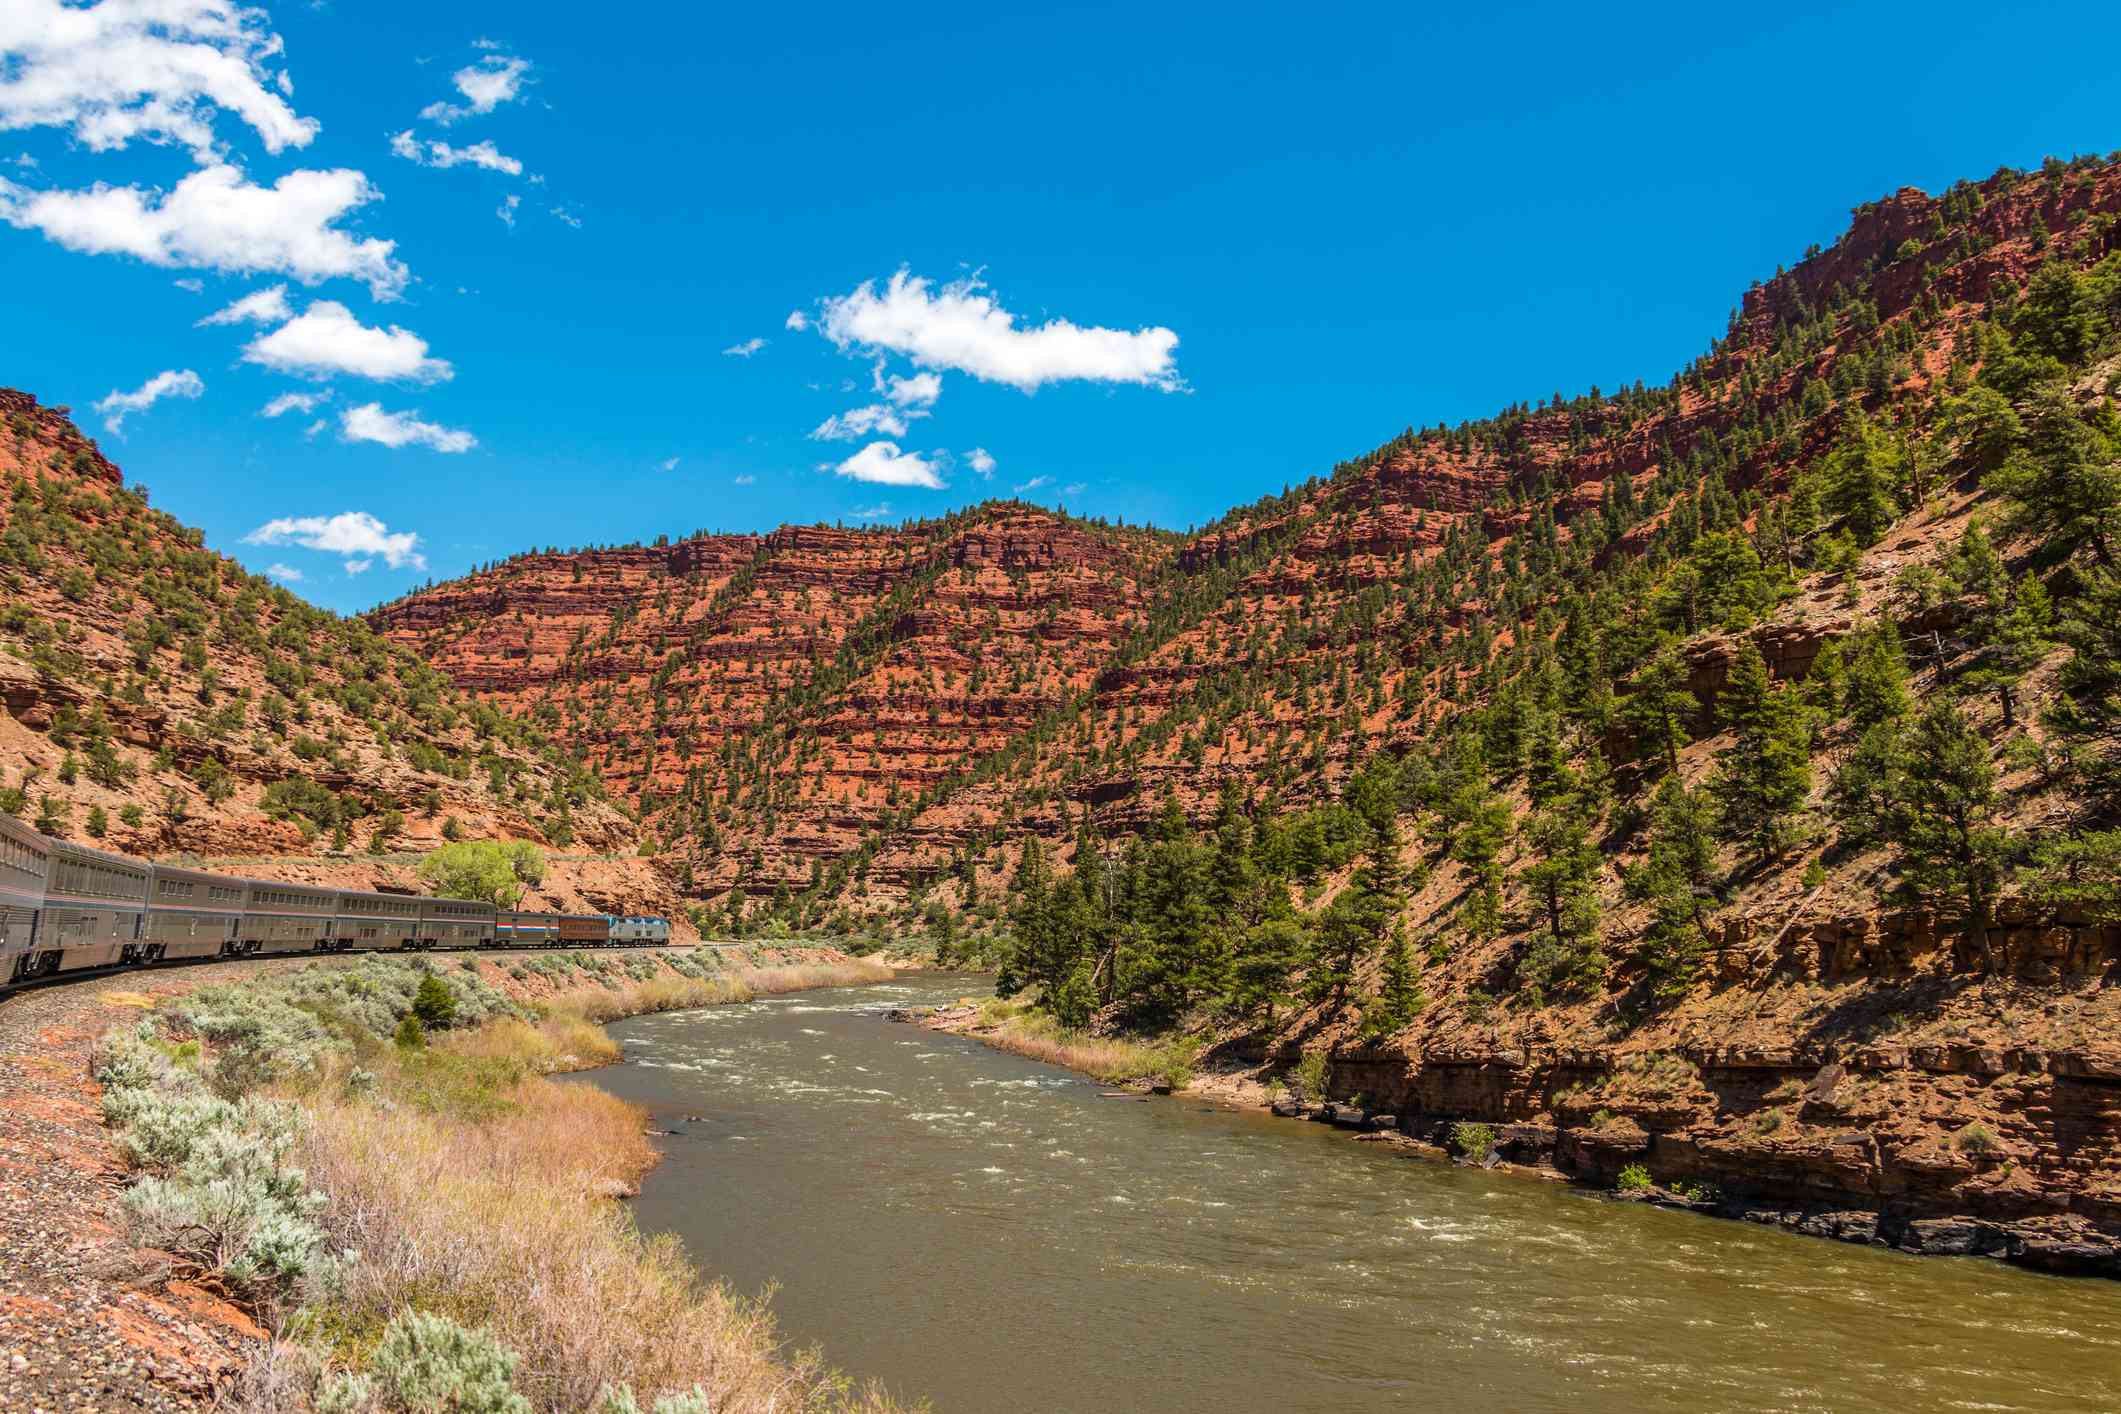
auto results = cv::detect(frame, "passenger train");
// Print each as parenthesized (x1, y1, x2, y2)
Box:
(0, 813, 669, 994)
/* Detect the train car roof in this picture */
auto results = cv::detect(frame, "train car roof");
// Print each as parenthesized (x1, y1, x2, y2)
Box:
(0, 813, 51, 852)
(48, 835, 152, 870)
(149, 861, 254, 885)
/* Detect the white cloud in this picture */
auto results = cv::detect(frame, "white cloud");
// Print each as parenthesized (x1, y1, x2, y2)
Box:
(260, 389, 326, 418)
(966, 447, 995, 477)
(495, 193, 519, 226)
(339, 403, 475, 454)
(343, 558, 371, 574)
(814, 270, 1182, 393)
(245, 509, 426, 569)
(732, 474, 756, 485)
(882, 370, 940, 408)
(659, 456, 680, 472)
(172, 275, 201, 291)
(196, 281, 290, 325)
(0, 163, 408, 298)
(1014, 476, 1052, 495)
(241, 301, 450, 382)
(831, 441, 942, 490)
(265, 562, 302, 582)
(389, 129, 523, 175)
(419, 54, 530, 124)
(1064, 481, 1087, 496)
(0, 0, 319, 160)
(722, 337, 766, 357)
(95, 368, 203, 433)
(783, 310, 809, 332)
(471, 37, 504, 51)
(850, 502, 893, 520)
(810, 404, 912, 441)
(548, 204, 579, 228)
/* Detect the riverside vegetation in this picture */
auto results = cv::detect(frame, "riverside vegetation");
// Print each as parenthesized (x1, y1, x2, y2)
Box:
(88, 949, 900, 1413)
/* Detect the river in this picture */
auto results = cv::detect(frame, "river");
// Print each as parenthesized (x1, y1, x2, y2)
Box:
(581, 973, 2121, 1413)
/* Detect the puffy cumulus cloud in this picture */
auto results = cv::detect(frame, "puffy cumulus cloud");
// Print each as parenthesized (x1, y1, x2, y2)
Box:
(260, 389, 326, 418)
(419, 54, 529, 125)
(338, 402, 474, 454)
(815, 270, 1182, 394)
(881, 370, 940, 408)
(0, 163, 408, 298)
(721, 337, 765, 357)
(830, 441, 942, 490)
(783, 310, 809, 332)
(965, 446, 996, 477)
(196, 281, 290, 325)
(95, 367, 203, 433)
(810, 404, 911, 442)
(240, 300, 451, 382)
(0, 0, 318, 160)
(388, 129, 522, 175)
(264, 562, 302, 582)
(245, 508, 426, 569)
(495, 192, 519, 226)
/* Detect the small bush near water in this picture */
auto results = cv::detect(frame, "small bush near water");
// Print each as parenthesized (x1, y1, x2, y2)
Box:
(97, 951, 907, 1413)
(1450, 1121, 1498, 1163)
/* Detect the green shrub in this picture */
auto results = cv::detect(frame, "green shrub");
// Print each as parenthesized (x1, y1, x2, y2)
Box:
(596, 1386, 715, 1414)
(1450, 1121, 1497, 1163)
(369, 1310, 530, 1414)
(411, 975, 458, 1031)
(1289, 1050, 1331, 1104)
(1616, 1162, 1653, 1192)
(395, 1015, 426, 1050)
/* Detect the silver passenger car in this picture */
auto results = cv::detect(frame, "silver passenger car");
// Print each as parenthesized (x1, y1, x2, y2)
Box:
(42, 838, 151, 973)
(331, 888, 423, 952)
(143, 863, 247, 962)
(419, 897, 495, 949)
(239, 879, 337, 956)
(0, 814, 52, 982)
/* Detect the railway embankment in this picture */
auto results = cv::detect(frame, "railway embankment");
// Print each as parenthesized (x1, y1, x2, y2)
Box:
(0, 945, 902, 1413)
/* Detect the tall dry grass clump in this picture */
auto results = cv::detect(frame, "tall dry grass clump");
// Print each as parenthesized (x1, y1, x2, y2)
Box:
(301, 1078, 896, 1410)
(966, 999, 1200, 1088)
(547, 958, 896, 1027)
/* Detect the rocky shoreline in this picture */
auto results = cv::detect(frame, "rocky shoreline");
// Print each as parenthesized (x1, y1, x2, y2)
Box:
(907, 1000, 2121, 1279)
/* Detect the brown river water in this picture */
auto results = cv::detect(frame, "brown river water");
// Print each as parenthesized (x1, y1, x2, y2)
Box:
(580, 973, 2121, 1413)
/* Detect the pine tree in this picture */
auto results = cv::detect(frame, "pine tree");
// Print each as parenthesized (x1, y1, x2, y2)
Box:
(1630, 778, 1719, 997)
(1623, 644, 1694, 776)
(1817, 415, 1906, 545)
(2048, 568, 2121, 791)
(1989, 386, 2120, 570)
(1709, 645, 1814, 864)
(1362, 923, 1424, 1038)
(1888, 699, 2009, 970)
(1310, 820, 1406, 1011)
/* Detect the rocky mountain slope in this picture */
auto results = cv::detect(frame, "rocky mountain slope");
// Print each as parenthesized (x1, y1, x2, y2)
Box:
(373, 151, 2121, 1259)
(0, 391, 686, 924)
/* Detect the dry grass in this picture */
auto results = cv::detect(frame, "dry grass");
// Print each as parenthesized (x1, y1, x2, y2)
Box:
(279, 953, 908, 1411)
(545, 959, 895, 1028)
(967, 1001, 1197, 1087)
(301, 1075, 898, 1411)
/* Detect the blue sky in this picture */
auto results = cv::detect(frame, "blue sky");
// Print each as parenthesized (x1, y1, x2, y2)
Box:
(5, 1, 2118, 612)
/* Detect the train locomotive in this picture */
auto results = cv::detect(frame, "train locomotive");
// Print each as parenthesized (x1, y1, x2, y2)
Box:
(0, 813, 667, 993)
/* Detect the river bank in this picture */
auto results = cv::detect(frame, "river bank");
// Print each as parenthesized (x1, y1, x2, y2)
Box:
(908, 992, 2121, 1278)
(607, 971, 2121, 1413)
(0, 945, 899, 1413)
